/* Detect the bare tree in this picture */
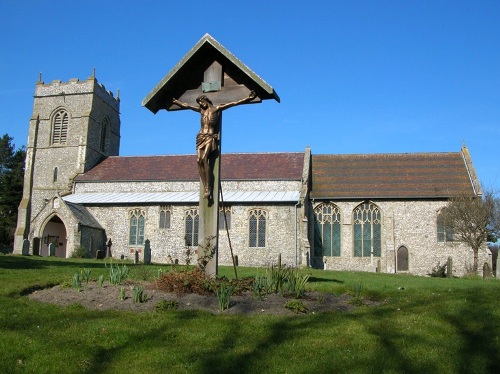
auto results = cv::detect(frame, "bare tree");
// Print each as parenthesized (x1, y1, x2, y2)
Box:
(442, 190, 495, 273)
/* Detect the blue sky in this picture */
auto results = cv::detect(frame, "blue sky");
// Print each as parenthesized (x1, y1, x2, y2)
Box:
(1, 1, 499, 191)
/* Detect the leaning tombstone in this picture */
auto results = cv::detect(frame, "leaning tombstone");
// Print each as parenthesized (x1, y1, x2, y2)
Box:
(48, 243, 56, 256)
(22, 239, 30, 256)
(447, 257, 453, 278)
(144, 239, 151, 265)
(483, 262, 492, 279)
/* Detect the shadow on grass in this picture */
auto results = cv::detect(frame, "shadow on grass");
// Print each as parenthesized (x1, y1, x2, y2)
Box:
(0, 254, 122, 270)
(308, 276, 344, 284)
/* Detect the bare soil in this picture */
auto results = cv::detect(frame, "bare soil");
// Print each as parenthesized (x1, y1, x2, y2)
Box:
(28, 281, 358, 315)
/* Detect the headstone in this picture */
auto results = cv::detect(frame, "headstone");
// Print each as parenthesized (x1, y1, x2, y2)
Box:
(48, 243, 56, 256)
(144, 239, 151, 265)
(134, 250, 139, 264)
(106, 238, 112, 258)
(22, 239, 30, 256)
(376, 259, 381, 273)
(96, 250, 105, 259)
(33, 237, 40, 256)
(483, 262, 492, 279)
(446, 257, 453, 278)
(496, 255, 500, 278)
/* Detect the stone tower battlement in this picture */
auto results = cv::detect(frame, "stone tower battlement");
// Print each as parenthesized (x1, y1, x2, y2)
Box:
(35, 76, 120, 112)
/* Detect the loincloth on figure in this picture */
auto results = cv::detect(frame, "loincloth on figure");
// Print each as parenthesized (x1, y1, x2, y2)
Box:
(196, 133, 217, 152)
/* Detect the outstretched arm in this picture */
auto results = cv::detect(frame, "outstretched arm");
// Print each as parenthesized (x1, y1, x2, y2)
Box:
(217, 90, 257, 111)
(171, 97, 201, 112)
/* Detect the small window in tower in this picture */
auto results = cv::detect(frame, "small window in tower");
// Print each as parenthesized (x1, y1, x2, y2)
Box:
(100, 117, 109, 152)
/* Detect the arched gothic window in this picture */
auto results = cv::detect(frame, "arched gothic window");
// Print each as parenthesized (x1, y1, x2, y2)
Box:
(249, 209, 267, 247)
(437, 208, 454, 242)
(185, 208, 199, 246)
(52, 109, 68, 145)
(219, 206, 231, 231)
(129, 209, 145, 246)
(353, 202, 381, 257)
(159, 205, 171, 229)
(313, 202, 341, 257)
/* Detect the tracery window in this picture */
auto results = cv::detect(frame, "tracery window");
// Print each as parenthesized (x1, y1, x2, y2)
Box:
(353, 202, 381, 257)
(219, 206, 231, 230)
(159, 205, 171, 229)
(185, 208, 199, 247)
(437, 208, 454, 242)
(249, 209, 267, 248)
(313, 202, 341, 257)
(129, 209, 145, 246)
(100, 117, 109, 152)
(52, 109, 68, 145)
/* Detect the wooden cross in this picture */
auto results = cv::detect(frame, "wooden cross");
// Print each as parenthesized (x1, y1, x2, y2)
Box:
(143, 34, 279, 276)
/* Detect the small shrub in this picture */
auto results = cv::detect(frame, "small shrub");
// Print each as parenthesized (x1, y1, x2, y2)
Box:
(80, 268, 91, 285)
(284, 299, 308, 314)
(106, 262, 130, 285)
(71, 246, 89, 259)
(119, 286, 125, 301)
(98, 274, 104, 288)
(428, 262, 447, 278)
(155, 268, 216, 296)
(216, 283, 232, 312)
(132, 286, 148, 303)
(71, 273, 81, 292)
(154, 300, 178, 312)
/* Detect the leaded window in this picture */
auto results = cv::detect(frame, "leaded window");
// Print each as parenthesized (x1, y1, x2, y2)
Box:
(219, 206, 231, 230)
(249, 209, 267, 247)
(353, 202, 381, 257)
(159, 205, 171, 229)
(314, 203, 341, 257)
(437, 208, 454, 242)
(129, 209, 145, 246)
(52, 109, 68, 145)
(185, 208, 199, 247)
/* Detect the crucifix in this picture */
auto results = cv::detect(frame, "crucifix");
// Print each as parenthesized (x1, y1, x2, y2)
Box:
(142, 34, 279, 276)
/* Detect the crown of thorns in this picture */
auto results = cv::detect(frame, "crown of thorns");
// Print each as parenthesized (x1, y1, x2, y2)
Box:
(196, 95, 212, 104)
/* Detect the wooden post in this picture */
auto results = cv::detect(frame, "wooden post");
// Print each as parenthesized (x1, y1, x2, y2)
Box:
(197, 62, 223, 277)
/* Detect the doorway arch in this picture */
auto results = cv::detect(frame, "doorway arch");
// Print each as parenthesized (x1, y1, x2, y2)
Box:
(396, 246, 409, 272)
(41, 215, 67, 257)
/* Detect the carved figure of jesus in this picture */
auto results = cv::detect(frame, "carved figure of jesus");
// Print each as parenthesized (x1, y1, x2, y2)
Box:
(172, 91, 256, 198)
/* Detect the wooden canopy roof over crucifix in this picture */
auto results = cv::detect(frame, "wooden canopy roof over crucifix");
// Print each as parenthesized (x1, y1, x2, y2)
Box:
(142, 33, 279, 113)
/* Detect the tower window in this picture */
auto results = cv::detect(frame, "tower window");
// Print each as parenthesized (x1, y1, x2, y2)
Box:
(52, 109, 68, 145)
(100, 117, 109, 152)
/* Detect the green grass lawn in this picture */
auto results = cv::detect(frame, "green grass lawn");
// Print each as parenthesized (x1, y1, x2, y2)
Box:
(1, 255, 499, 374)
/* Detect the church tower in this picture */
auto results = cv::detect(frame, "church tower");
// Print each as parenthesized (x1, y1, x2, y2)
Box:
(14, 73, 120, 254)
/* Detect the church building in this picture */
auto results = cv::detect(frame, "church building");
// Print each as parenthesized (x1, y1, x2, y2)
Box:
(13, 74, 489, 276)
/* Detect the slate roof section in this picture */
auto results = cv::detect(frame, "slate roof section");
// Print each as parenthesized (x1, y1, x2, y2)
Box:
(63, 191, 301, 205)
(65, 202, 104, 229)
(310, 151, 477, 199)
(75, 153, 305, 182)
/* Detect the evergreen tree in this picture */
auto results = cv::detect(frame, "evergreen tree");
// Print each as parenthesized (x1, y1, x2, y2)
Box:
(0, 134, 25, 250)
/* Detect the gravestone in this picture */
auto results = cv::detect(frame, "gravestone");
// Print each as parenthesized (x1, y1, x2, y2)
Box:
(22, 239, 30, 256)
(143, 34, 279, 276)
(447, 257, 453, 278)
(144, 239, 151, 264)
(48, 243, 56, 256)
(483, 262, 492, 279)
(33, 237, 40, 256)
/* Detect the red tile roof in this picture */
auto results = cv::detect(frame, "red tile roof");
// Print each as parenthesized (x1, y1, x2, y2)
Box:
(311, 152, 476, 199)
(76, 153, 305, 182)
